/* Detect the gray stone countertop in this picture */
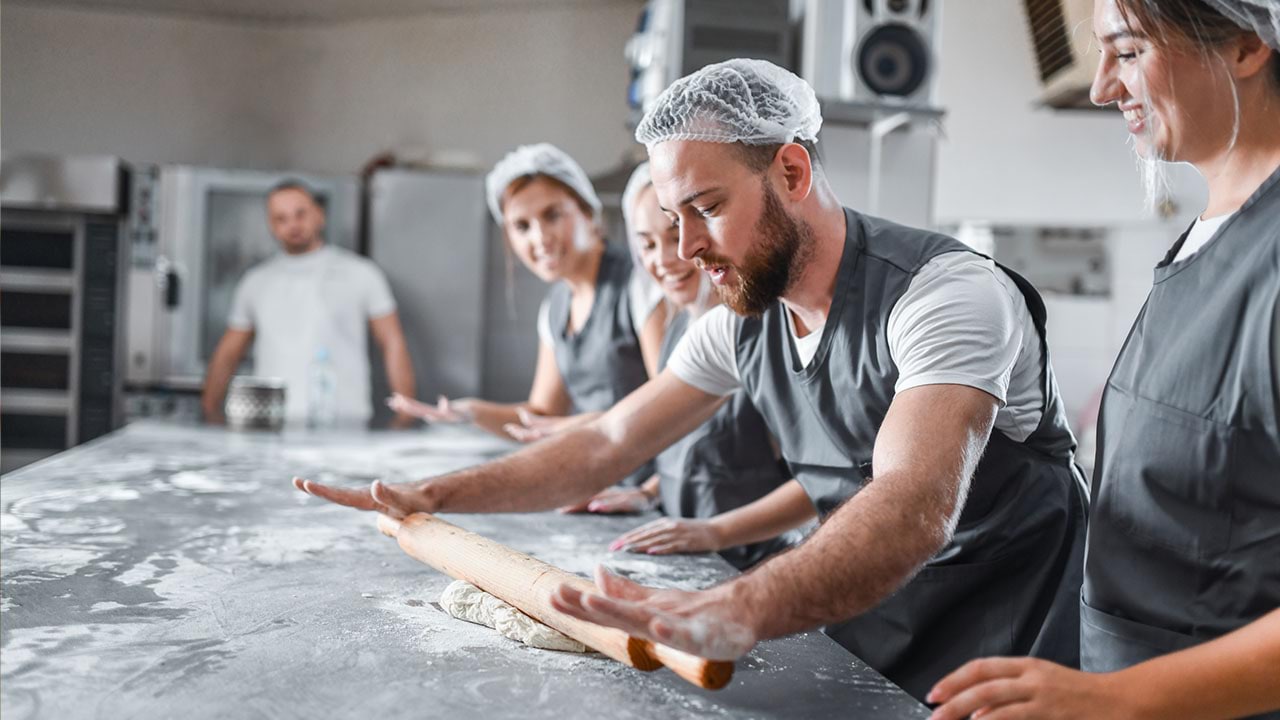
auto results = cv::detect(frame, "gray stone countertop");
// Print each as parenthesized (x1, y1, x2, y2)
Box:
(1, 421, 929, 719)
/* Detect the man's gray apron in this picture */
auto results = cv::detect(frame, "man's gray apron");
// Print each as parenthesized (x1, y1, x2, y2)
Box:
(547, 248, 653, 486)
(735, 208, 1088, 699)
(654, 309, 793, 570)
(1084, 167, 1280, 719)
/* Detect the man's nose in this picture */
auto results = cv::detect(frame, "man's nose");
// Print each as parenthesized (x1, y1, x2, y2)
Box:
(677, 224, 706, 262)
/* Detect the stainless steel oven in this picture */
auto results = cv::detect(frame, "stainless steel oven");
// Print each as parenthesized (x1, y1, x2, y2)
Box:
(124, 165, 358, 389)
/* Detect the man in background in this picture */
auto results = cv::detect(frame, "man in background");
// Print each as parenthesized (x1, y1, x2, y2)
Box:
(202, 180, 416, 427)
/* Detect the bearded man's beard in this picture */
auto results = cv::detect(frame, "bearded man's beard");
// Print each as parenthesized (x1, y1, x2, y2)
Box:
(707, 183, 813, 317)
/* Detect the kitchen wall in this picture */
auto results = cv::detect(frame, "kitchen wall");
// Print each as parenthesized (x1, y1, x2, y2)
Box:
(4, 0, 1203, 417)
(1, 5, 291, 170)
(1, 2, 640, 177)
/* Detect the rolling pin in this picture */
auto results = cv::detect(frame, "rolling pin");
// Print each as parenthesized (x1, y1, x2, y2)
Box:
(377, 512, 734, 690)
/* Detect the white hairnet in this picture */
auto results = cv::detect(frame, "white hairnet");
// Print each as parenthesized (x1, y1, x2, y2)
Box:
(620, 162, 661, 303)
(635, 58, 822, 148)
(1202, 0, 1280, 50)
(484, 143, 601, 224)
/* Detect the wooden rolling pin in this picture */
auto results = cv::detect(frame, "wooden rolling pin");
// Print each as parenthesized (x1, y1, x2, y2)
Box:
(377, 512, 734, 690)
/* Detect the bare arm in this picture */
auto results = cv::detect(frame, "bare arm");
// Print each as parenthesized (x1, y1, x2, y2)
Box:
(369, 311, 416, 426)
(710, 479, 814, 548)
(637, 302, 669, 379)
(739, 383, 995, 636)
(608, 478, 815, 556)
(928, 608, 1280, 720)
(201, 328, 254, 424)
(549, 383, 998, 658)
(297, 370, 726, 515)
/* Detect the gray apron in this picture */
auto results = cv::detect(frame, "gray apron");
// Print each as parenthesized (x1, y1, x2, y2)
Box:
(1084, 167, 1280, 719)
(654, 309, 793, 570)
(547, 248, 653, 486)
(735, 208, 1088, 700)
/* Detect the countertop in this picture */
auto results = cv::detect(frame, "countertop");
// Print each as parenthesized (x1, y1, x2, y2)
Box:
(1, 421, 929, 719)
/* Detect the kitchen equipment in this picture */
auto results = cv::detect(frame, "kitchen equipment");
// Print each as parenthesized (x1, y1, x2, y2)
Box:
(1, 155, 129, 473)
(223, 376, 286, 431)
(365, 169, 488, 416)
(377, 512, 734, 690)
(124, 165, 359, 389)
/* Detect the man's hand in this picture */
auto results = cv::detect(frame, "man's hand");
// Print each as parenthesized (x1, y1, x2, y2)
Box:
(386, 393, 472, 424)
(558, 486, 655, 514)
(608, 517, 723, 555)
(551, 566, 758, 661)
(926, 658, 1133, 720)
(292, 476, 438, 519)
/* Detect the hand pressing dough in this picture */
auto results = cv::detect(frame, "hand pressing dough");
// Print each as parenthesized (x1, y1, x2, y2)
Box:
(439, 580, 589, 653)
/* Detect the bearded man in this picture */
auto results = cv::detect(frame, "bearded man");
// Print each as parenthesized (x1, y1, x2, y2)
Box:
(293, 59, 1088, 700)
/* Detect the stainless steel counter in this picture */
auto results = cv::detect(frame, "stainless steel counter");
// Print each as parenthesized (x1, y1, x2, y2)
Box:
(1, 421, 929, 719)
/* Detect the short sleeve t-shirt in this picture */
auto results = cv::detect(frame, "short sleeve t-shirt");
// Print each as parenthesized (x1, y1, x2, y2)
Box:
(228, 245, 396, 422)
(666, 251, 1047, 442)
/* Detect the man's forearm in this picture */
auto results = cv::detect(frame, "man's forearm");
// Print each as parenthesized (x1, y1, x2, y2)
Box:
(728, 465, 964, 640)
(382, 339, 415, 406)
(426, 419, 650, 513)
(201, 354, 238, 420)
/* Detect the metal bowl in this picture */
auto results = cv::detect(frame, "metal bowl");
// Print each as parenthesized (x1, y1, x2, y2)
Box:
(225, 377, 287, 431)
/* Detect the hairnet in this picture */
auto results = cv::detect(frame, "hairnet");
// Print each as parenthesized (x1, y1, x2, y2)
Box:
(635, 58, 822, 148)
(1202, 0, 1280, 50)
(620, 162, 662, 303)
(484, 143, 602, 224)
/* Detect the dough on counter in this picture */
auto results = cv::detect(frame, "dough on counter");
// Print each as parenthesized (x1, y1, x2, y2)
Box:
(439, 580, 588, 653)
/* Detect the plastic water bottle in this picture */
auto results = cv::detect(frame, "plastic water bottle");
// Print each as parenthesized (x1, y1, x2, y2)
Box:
(307, 347, 337, 429)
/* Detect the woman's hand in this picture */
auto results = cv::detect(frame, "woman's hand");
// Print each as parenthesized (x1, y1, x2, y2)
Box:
(558, 486, 655, 514)
(503, 408, 571, 443)
(608, 517, 724, 555)
(927, 657, 1136, 720)
(386, 393, 473, 424)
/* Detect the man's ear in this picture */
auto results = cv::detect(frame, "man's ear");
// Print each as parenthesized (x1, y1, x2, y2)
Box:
(774, 143, 814, 202)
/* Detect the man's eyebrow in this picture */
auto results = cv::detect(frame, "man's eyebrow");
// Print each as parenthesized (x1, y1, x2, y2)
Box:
(658, 187, 720, 213)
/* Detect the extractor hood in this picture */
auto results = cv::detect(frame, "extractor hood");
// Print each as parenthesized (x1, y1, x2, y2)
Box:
(1023, 0, 1102, 110)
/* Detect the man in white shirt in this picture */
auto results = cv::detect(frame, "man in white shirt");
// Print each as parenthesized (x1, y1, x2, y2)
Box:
(202, 180, 416, 426)
(294, 60, 1085, 699)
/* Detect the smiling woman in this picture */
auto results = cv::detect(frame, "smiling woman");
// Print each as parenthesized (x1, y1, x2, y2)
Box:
(385, 144, 667, 489)
(928, 1, 1280, 719)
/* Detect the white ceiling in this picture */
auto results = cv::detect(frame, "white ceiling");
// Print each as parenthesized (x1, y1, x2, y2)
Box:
(9, 0, 638, 25)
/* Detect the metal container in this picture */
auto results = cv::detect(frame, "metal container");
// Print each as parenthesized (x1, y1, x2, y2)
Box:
(224, 377, 286, 431)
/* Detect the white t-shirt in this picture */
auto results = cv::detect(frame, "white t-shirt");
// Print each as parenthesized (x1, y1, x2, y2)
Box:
(228, 245, 397, 422)
(667, 251, 1048, 442)
(537, 272, 665, 345)
(1173, 212, 1233, 263)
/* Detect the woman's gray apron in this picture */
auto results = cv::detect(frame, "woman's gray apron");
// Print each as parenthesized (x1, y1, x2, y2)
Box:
(547, 248, 653, 486)
(654, 309, 793, 570)
(735, 208, 1088, 700)
(1084, 167, 1280, 719)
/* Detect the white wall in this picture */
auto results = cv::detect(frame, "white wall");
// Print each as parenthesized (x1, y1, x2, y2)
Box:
(1, 2, 640, 177)
(1, 5, 291, 170)
(271, 5, 640, 177)
(933, 0, 1205, 227)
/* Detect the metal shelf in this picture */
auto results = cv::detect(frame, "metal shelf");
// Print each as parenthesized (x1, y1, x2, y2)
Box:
(0, 388, 72, 414)
(0, 268, 75, 292)
(0, 328, 74, 353)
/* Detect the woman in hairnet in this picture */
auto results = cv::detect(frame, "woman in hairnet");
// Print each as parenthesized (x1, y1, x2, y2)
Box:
(929, 2, 1280, 718)
(390, 144, 665, 481)
(564, 163, 817, 569)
